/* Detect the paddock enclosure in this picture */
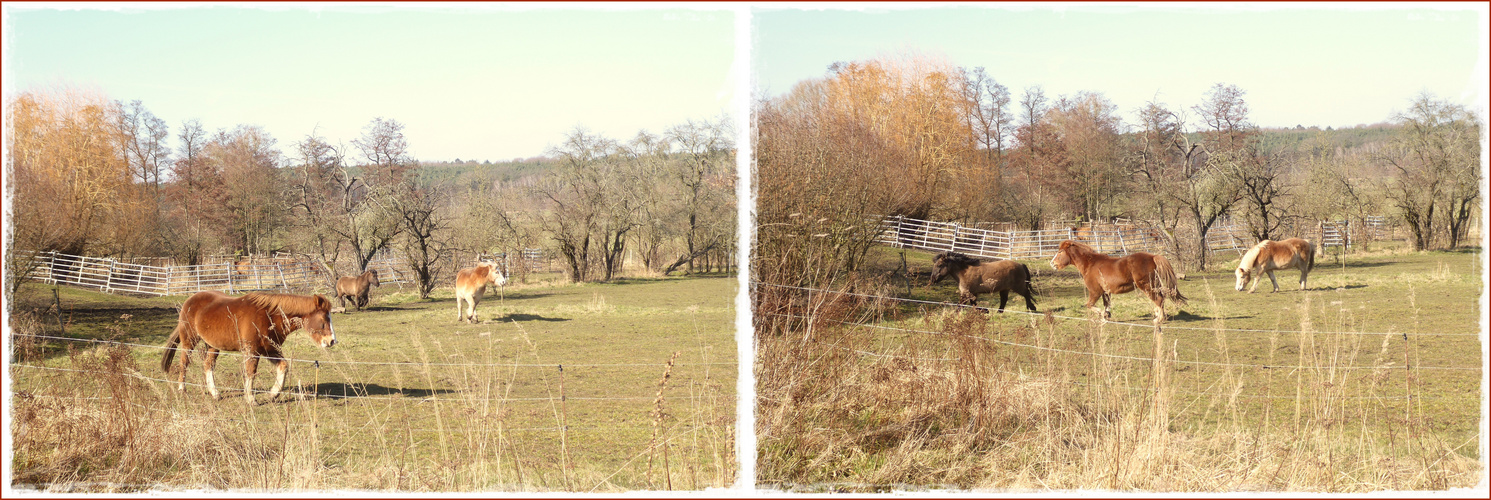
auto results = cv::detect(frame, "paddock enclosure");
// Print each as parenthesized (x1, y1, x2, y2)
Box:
(9, 274, 737, 492)
(754, 245, 1483, 491)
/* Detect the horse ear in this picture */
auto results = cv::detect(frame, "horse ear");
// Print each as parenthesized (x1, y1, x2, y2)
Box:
(316, 294, 331, 311)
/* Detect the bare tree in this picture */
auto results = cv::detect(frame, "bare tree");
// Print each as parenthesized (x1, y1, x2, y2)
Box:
(663, 116, 735, 275)
(381, 186, 452, 299)
(1380, 93, 1482, 250)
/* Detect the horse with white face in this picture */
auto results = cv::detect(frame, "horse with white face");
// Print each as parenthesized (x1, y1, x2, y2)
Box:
(455, 261, 507, 323)
(1235, 238, 1315, 293)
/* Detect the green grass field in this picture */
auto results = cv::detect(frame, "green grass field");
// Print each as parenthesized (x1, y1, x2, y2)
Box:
(9, 273, 738, 492)
(756, 243, 1484, 491)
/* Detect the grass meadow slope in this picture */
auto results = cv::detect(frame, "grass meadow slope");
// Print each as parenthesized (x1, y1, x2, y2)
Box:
(8, 273, 737, 492)
(755, 243, 1484, 492)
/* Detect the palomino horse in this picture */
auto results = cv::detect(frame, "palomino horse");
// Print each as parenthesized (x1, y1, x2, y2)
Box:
(1235, 238, 1315, 293)
(335, 269, 381, 311)
(161, 291, 336, 404)
(1050, 240, 1187, 323)
(455, 261, 507, 323)
(929, 251, 1037, 313)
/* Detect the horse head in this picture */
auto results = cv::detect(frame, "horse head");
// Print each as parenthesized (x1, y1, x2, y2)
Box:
(1050, 241, 1074, 270)
(929, 252, 976, 285)
(366, 268, 381, 288)
(929, 252, 952, 285)
(1234, 241, 1266, 292)
(301, 295, 337, 348)
(479, 261, 508, 286)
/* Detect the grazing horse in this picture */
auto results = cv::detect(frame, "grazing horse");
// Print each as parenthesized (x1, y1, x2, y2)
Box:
(929, 251, 1037, 313)
(455, 261, 507, 323)
(335, 269, 381, 311)
(1235, 238, 1315, 293)
(1050, 240, 1187, 323)
(160, 291, 336, 404)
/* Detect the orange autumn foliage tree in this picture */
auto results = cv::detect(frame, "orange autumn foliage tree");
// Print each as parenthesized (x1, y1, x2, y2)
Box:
(756, 56, 984, 281)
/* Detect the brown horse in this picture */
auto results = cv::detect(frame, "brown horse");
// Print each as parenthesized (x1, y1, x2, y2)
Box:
(455, 261, 507, 323)
(1050, 240, 1187, 323)
(160, 291, 336, 404)
(1235, 238, 1315, 293)
(335, 269, 381, 311)
(929, 251, 1037, 313)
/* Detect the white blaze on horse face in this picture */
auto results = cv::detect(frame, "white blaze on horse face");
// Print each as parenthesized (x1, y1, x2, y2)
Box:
(324, 319, 337, 348)
(1234, 267, 1250, 291)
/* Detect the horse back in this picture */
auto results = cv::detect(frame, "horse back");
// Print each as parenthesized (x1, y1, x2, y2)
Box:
(335, 276, 359, 296)
(455, 267, 486, 296)
(180, 291, 276, 353)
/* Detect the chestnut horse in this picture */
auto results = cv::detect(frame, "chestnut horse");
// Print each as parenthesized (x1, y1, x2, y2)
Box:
(455, 261, 507, 323)
(929, 251, 1037, 313)
(160, 291, 336, 404)
(335, 269, 381, 311)
(1050, 240, 1187, 323)
(1235, 238, 1315, 293)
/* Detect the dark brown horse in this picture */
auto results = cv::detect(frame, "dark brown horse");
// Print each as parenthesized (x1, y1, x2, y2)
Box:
(1050, 240, 1187, 323)
(335, 269, 381, 311)
(1235, 238, 1315, 293)
(929, 251, 1037, 313)
(161, 291, 336, 404)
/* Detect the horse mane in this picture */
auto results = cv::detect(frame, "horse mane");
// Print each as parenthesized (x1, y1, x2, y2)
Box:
(1239, 240, 1270, 271)
(1062, 240, 1097, 255)
(935, 251, 983, 269)
(240, 292, 329, 316)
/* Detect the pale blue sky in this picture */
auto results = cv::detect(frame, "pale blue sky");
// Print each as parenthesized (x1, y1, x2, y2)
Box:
(3, 4, 737, 162)
(754, 4, 1488, 130)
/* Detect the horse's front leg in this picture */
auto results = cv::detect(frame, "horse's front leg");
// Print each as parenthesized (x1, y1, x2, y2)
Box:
(203, 348, 221, 400)
(1247, 272, 1261, 293)
(468, 297, 481, 323)
(997, 290, 1010, 313)
(1101, 294, 1112, 321)
(1267, 270, 1279, 293)
(456, 296, 465, 322)
(1083, 289, 1105, 320)
(1299, 269, 1309, 291)
(242, 355, 260, 405)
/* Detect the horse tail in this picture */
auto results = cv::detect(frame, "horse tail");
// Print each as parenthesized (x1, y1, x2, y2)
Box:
(1020, 263, 1038, 308)
(1152, 255, 1188, 306)
(161, 322, 183, 373)
(1302, 241, 1316, 273)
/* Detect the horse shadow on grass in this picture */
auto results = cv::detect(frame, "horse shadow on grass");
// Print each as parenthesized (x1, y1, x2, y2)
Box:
(299, 382, 457, 400)
(1168, 310, 1253, 323)
(485, 291, 554, 301)
(491, 313, 569, 323)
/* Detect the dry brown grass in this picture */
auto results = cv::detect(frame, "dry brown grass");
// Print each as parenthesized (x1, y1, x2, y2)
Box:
(753, 276, 1483, 492)
(8, 278, 736, 493)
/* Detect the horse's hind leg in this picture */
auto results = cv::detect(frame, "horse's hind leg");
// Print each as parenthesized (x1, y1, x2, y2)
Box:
(203, 348, 221, 399)
(1299, 268, 1309, 291)
(242, 355, 260, 405)
(1267, 270, 1280, 293)
(1149, 291, 1168, 324)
